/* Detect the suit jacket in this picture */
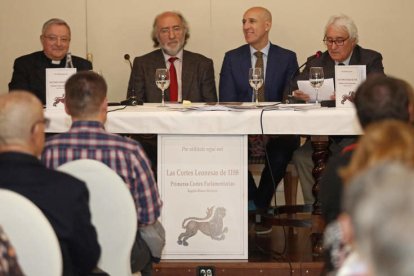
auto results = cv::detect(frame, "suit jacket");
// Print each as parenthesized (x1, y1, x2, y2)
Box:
(9, 51, 92, 105)
(292, 45, 384, 90)
(0, 152, 100, 276)
(219, 43, 299, 102)
(127, 49, 217, 102)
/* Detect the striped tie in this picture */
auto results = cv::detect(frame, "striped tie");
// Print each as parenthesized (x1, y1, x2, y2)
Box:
(254, 51, 265, 102)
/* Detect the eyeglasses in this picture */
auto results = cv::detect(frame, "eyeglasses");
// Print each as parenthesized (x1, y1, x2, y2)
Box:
(43, 35, 70, 44)
(323, 37, 349, 46)
(159, 26, 183, 35)
(31, 118, 50, 133)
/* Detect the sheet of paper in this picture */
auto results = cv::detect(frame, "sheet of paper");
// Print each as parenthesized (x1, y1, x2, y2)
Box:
(297, 78, 334, 102)
(335, 65, 366, 108)
(46, 68, 77, 109)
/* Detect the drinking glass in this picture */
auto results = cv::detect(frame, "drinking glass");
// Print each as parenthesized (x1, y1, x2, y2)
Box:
(249, 68, 264, 106)
(309, 67, 324, 104)
(155, 68, 170, 107)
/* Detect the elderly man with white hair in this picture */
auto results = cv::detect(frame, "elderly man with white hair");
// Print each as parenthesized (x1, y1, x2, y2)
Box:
(290, 14, 385, 205)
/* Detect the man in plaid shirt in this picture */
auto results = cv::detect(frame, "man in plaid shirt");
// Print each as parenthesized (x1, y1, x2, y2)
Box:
(41, 71, 163, 276)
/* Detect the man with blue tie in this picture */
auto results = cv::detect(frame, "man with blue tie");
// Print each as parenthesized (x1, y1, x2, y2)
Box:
(219, 7, 300, 234)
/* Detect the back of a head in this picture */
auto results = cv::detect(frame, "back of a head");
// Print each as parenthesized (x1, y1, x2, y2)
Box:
(0, 92, 43, 146)
(354, 75, 412, 128)
(64, 71, 107, 119)
(344, 162, 414, 276)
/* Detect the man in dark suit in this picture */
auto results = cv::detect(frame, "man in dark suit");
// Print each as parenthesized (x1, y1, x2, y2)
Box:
(9, 18, 92, 105)
(291, 14, 385, 205)
(219, 8, 298, 102)
(0, 92, 100, 276)
(219, 7, 300, 234)
(127, 11, 217, 178)
(127, 11, 217, 103)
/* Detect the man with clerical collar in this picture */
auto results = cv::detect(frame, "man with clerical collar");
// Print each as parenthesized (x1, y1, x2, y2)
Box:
(126, 11, 217, 103)
(9, 18, 92, 105)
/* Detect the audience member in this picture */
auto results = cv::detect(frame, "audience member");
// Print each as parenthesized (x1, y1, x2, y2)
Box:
(324, 120, 414, 274)
(291, 14, 385, 205)
(0, 92, 100, 276)
(343, 162, 414, 276)
(320, 75, 414, 224)
(41, 71, 163, 276)
(127, 11, 217, 103)
(9, 18, 92, 105)
(219, 6, 299, 234)
(0, 225, 24, 276)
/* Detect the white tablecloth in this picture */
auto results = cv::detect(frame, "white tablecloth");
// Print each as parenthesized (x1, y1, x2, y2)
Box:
(45, 103, 362, 135)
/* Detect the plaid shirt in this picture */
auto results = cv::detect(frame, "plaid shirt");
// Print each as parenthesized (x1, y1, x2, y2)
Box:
(41, 120, 162, 225)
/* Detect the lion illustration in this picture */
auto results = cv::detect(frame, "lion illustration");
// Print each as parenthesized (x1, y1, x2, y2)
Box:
(53, 94, 65, 107)
(177, 206, 228, 246)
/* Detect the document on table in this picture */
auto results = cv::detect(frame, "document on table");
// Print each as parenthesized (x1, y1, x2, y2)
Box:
(297, 78, 335, 102)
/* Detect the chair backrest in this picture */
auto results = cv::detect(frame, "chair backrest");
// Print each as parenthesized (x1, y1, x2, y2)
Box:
(58, 159, 137, 276)
(0, 189, 62, 276)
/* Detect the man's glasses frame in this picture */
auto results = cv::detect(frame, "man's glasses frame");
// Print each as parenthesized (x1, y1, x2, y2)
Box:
(323, 37, 349, 46)
(43, 35, 71, 44)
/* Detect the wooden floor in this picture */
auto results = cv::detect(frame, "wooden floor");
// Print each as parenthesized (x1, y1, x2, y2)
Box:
(153, 213, 325, 276)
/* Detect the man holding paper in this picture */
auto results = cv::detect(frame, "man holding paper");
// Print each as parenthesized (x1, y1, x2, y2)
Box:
(9, 18, 92, 105)
(291, 14, 384, 205)
(291, 14, 384, 103)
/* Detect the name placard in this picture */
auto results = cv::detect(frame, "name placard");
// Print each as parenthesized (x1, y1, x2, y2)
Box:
(158, 134, 248, 259)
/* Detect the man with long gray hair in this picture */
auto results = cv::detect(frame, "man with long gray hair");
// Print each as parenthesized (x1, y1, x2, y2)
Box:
(127, 11, 217, 103)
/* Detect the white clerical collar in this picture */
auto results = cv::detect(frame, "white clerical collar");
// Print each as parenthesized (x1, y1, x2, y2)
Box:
(250, 41, 270, 57)
(51, 60, 61, 65)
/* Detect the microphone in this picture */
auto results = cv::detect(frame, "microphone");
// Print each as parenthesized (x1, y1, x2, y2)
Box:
(286, 51, 323, 102)
(120, 53, 143, 106)
(124, 54, 133, 70)
(297, 51, 322, 73)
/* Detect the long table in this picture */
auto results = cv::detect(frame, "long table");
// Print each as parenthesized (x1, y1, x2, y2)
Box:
(45, 103, 362, 257)
(45, 103, 362, 135)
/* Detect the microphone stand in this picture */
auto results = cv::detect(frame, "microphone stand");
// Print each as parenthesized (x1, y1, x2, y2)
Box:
(286, 51, 322, 103)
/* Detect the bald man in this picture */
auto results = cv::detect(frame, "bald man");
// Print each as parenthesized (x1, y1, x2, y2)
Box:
(219, 7, 300, 234)
(219, 6, 298, 102)
(0, 92, 100, 276)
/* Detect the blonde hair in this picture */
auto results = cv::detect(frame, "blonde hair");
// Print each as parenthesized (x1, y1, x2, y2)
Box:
(341, 120, 414, 183)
